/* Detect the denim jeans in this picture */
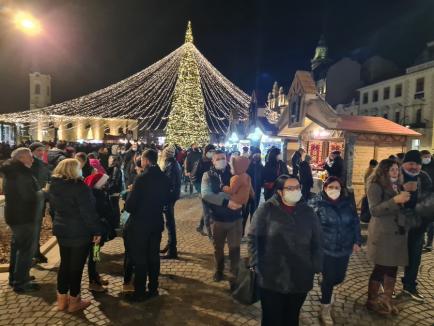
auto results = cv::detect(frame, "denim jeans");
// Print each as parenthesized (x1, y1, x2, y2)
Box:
(402, 227, 425, 292)
(9, 223, 36, 286)
(164, 200, 177, 254)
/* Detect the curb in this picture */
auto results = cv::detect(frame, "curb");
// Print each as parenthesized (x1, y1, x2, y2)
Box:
(0, 236, 57, 273)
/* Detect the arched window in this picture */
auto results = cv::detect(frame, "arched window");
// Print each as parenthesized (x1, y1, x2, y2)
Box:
(66, 123, 73, 129)
(35, 84, 41, 95)
(118, 127, 124, 134)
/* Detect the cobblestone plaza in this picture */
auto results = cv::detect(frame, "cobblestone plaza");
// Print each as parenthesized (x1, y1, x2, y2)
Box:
(1, 195, 434, 325)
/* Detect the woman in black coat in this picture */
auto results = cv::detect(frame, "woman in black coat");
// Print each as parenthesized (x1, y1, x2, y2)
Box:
(49, 158, 102, 313)
(248, 175, 323, 326)
(262, 148, 289, 200)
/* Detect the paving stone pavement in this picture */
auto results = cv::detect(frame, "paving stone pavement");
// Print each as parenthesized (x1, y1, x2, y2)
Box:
(1, 193, 434, 325)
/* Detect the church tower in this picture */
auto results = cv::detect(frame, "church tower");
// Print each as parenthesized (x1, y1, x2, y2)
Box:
(29, 72, 51, 110)
(311, 35, 332, 96)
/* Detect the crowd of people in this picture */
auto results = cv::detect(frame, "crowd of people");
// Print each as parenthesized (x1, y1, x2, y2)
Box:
(2, 139, 434, 325)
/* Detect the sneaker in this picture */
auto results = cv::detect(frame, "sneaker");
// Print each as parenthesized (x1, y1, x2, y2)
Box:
(401, 289, 425, 302)
(122, 282, 135, 293)
(213, 272, 224, 282)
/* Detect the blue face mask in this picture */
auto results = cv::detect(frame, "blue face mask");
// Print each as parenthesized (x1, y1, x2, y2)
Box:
(77, 168, 83, 178)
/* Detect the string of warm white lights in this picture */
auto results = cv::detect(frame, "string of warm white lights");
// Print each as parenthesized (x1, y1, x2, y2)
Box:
(0, 22, 251, 140)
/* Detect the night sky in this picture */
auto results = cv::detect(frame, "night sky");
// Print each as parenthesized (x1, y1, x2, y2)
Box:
(0, 0, 433, 113)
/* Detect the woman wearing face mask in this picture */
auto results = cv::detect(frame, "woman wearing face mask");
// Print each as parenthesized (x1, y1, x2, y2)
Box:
(366, 159, 410, 315)
(262, 147, 289, 201)
(248, 175, 322, 326)
(309, 176, 361, 325)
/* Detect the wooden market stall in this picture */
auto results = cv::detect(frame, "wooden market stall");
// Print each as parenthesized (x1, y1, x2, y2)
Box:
(276, 71, 421, 205)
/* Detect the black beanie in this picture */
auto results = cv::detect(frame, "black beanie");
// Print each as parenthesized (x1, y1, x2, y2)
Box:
(29, 142, 45, 152)
(403, 150, 421, 165)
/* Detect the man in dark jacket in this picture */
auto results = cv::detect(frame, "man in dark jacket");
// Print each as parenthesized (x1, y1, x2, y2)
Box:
(291, 147, 305, 177)
(191, 144, 215, 235)
(421, 150, 434, 251)
(160, 145, 182, 259)
(299, 154, 314, 200)
(324, 151, 344, 180)
(124, 149, 170, 302)
(201, 150, 242, 283)
(1, 148, 42, 293)
(399, 150, 432, 302)
(30, 142, 51, 264)
(47, 142, 67, 171)
(184, 143, 202, 194)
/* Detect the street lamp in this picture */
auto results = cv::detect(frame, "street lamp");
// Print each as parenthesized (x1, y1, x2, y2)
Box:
(13, 11, 42, 36)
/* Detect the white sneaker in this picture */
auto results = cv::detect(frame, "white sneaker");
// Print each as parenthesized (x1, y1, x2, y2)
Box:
(320, 304, 334, 326)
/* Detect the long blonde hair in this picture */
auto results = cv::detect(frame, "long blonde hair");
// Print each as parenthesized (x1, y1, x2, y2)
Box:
(52, 158, 81, 180)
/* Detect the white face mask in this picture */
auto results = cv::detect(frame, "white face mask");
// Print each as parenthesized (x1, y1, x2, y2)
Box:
(206, 152, 214, 159)
(326, 189, 340, 200)
(390, 177, 398, 183)
(77, 168, 83, 178)
(214, 160, 227, 170)
(282, 189, 302, 205)
(422, 157, 431, 165)
(276, 154, 282, 161)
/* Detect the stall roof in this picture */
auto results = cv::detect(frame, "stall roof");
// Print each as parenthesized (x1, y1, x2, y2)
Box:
(336, 116, 421, 136)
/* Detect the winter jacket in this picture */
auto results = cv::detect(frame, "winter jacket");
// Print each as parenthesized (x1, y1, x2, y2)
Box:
(163, 157, 182, 202)
(82, 160, 94, 178)
(185, 149, 202, 173)
(49, 177, 102, 246)
(422, 160, 434, 192)
(47, 148, 67, 170)
(247, 159, 264, 194)
(324, 156, 344, 179)
(262, 160, 289, 185)
(299, 161, 313, 189)
(248, 195, 323, 294)
(0, 159, 41, 226)
(107, 165, 123, 194)
(367, 181, 408, 267)
(191, 157, 213, 186)
(31, 157, 51, 189)
(124, 165, 170, 264)
(291, 151, 302, 176)
(201, 166, 242, 223)
(309, 192, 361, 257)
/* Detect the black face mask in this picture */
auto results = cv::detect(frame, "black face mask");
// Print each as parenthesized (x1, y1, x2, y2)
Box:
(136, 160, 142, 168)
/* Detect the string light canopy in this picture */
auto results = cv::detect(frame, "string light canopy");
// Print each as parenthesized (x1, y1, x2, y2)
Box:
(0, 21, 250, 142)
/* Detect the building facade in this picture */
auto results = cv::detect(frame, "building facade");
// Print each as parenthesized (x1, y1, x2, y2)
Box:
(29, 72, 51, 110)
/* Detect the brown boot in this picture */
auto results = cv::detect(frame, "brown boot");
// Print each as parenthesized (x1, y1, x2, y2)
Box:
(57, 292, 69, 311)
(67, 295, 91, 313)
(366, 280, 390, 315)
(382, 276, 399, 315)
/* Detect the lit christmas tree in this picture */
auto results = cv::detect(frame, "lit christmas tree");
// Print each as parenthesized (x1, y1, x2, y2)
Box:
(165, 21, 210, 148)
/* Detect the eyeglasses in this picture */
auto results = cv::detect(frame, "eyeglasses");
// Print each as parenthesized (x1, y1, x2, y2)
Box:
(283, 185, 301, 191)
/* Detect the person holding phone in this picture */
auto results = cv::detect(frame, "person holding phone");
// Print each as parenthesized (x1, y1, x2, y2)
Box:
(366, 159, 410, 315)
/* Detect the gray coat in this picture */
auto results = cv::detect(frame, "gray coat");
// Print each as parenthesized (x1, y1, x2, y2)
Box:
(367, 182, 408, 267)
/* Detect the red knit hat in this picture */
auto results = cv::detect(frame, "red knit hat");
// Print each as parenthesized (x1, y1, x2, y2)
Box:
(84, 173, 109, 189)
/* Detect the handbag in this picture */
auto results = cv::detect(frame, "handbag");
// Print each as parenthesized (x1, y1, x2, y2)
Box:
(360, 195, 371, 223)
(231, 261, 259, 305)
